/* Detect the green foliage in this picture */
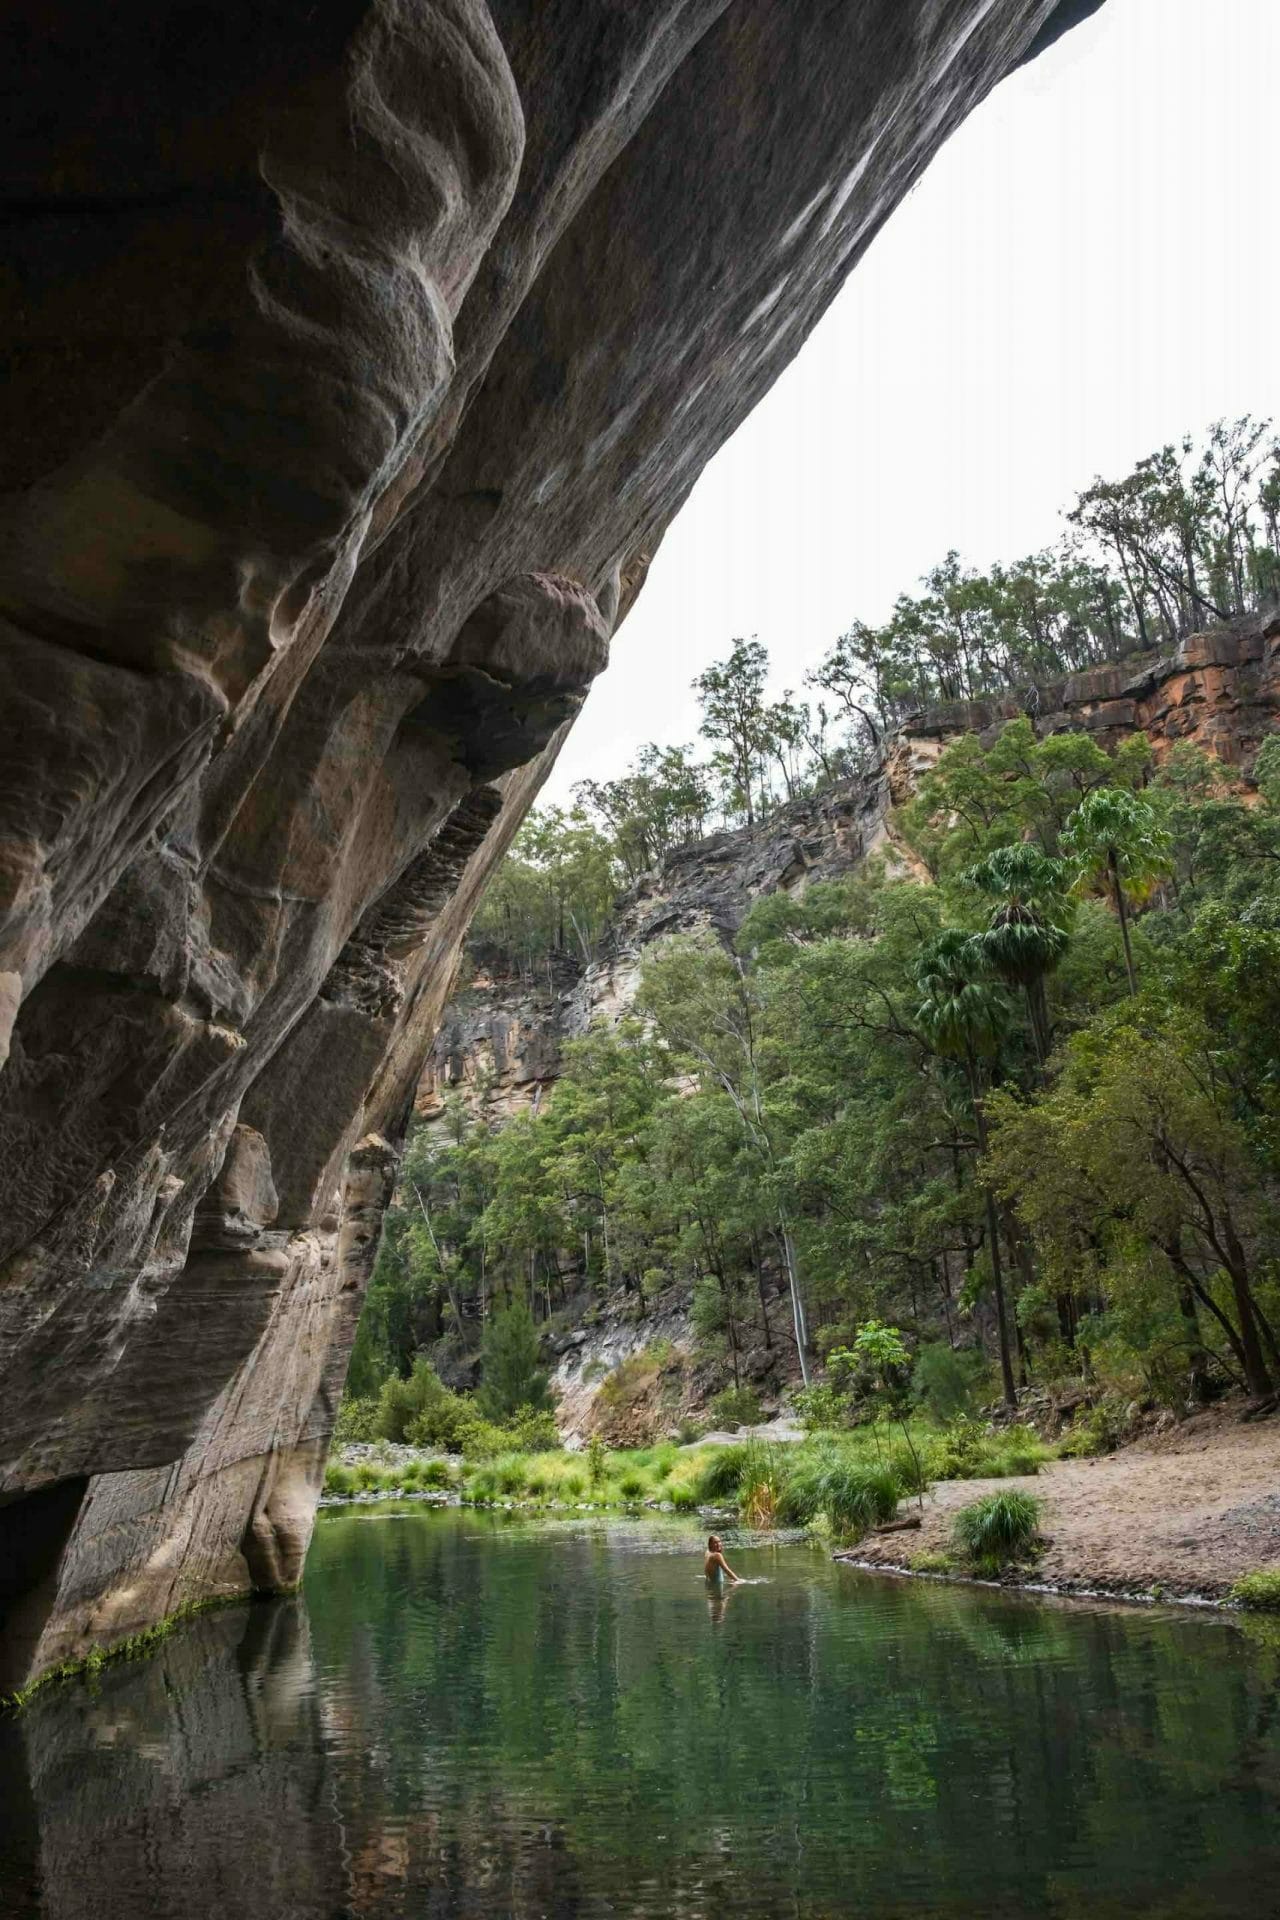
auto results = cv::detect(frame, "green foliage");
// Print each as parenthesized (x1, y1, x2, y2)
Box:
(694, 1445, 752, 1503)
(812, 1460, 903, 1538)
(952, 1491, 1043, 1568)
(1058, 1404, 1122, 1459)
(708, 1386, 763, 1430)
(912, 1345, 984, 1421)
(336, 417, 1280, 1458)
(478, 1298, 554, 1422)
(333, 1397, 380, 1444)
(324, 1463, 356, 1496)
(1229, 1571, 1280, 1612)
(909, 1550, 958, 1576)
(504, 1405, 560, 1453)
(792, 1383, 851, 1431)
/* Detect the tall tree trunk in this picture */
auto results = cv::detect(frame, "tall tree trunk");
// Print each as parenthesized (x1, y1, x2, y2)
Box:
(1109, 848, 1137, 996)
(968, 1058, 1017, 1409)
(778, 1218, 811, 1387)
(751, 1235, 773, 1350)
(1222, 1221, 1273, 1398)
(1024, 978, 1051, 1068)
(1177, 1283, 1212, 1405)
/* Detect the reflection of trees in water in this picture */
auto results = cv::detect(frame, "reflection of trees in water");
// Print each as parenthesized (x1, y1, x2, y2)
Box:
(304, 1515, 1280, 1916)
(6, 1515, 1280, 1919)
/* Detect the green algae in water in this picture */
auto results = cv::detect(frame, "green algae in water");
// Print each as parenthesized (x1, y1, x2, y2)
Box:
(2, 1507, 1278, 1918)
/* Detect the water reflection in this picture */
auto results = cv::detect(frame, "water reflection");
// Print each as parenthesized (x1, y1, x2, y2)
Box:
(3, 1600, 344, 1919)
(2, 1509, 1278, 1920)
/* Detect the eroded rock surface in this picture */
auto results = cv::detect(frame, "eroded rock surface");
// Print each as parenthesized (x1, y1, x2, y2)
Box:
(0, 0, 1097, 1686)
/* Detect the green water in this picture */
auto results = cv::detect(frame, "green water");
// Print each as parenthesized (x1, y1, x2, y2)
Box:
(3, 1507, 1279, 1917)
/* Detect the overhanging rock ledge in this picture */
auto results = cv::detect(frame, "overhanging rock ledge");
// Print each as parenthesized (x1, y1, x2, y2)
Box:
(0, 0, 1097, 1688)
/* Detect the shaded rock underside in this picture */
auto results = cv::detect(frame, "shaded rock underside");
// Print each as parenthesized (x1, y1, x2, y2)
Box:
(1, 0, 1099, 1686)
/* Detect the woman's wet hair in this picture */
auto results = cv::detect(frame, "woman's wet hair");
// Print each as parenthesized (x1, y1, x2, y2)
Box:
(707, 1535, 721, 1551)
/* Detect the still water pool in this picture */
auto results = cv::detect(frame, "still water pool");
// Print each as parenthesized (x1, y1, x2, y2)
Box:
(2, 1506, 1279, 1918)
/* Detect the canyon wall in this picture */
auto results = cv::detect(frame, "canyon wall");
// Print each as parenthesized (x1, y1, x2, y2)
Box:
(421, 618, 1280, 1131)
(0, 1, 1097, 1686)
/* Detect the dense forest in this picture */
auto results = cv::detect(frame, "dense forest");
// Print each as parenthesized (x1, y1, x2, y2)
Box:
(348, 417, 1280, 1436)
(473, 416, 1280, 973)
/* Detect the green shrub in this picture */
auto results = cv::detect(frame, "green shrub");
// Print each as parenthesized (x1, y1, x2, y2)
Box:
(458, 1417, 509, 1461)
(353, 1462, 382, 1492)
(674, 1417, 706, 1446)
(953, 1490, 1042, 1568)
(669, 1482, 699, 1513)
(818, 1460, 902, 1539)
(774, 1458, 827, 1527)
(420, 1458, 455, 1489)
(468, 1468, 498, 1503)
(504, 1405, 561, 1453)
(933, 1414, 988, 1479)
(910, 1549, 957, 1576)
(889, 1445, 932, 1497)
(494, 1458, 525, 1495)
(735, 1444, 787, 1526)
(324, 1463, 356, 1497)
(617, 1471, 648, 1501)
(1230, 1571, 1280, 1612)
(586, 1434, 608, 1486)
(524, 1471, 548, 1499)
(709, 1386, 763, 1431)
(1059, 1403, 1120, 1459)
(791, 1383, 850, 1431)
(333, 1397, 380, 1444)
(911, 1343, 983, 1421)
(562, 1473, 585, 1499)
(693, 1444, 749, 1502)
(992, 1439, 1044, 1478)
(478, 1298, 554, 1421)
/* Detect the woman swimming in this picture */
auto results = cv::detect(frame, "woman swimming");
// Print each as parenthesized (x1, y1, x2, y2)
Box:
(704, 1534, 740, 1583)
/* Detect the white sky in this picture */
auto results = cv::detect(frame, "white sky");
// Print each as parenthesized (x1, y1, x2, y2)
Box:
(546, 0, 1280, 804)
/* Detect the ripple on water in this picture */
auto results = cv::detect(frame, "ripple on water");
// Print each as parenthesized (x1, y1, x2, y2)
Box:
(2, 1508, 1278, 1919)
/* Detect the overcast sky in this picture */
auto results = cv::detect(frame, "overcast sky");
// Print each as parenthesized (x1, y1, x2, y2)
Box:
(545, 0, 1280, 804)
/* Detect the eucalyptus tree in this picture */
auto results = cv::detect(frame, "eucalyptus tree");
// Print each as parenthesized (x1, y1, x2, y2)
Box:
(693, 638, 771, 826)
(638, 934, 813, 1383)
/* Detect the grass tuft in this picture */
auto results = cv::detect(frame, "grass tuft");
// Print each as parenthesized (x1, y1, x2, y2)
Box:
(952, 1490, 1042, 1570)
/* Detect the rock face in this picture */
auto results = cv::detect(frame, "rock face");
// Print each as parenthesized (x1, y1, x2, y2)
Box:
(422, 618, 1280, 1132)
(0, 1, 1097, 1687)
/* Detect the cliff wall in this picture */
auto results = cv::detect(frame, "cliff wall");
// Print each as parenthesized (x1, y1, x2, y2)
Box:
(0, 1, 1100, 1686)
(421, 619, 1280, 1132)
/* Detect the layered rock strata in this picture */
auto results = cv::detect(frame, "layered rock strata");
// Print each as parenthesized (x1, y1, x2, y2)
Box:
(0, 0, 1097, 1685)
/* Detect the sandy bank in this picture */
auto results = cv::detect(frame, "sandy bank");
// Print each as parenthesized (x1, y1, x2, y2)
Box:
(846, 1405, 1280, 1602)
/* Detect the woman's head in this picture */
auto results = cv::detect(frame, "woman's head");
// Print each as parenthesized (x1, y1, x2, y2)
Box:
(707, 1535, 721, 1553)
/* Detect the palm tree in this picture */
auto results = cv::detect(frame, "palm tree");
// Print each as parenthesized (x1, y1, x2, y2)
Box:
(963, 844, 1071, 1068)
(1061, 787, 1172, 996)
(916, 931, 1018, 1408)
